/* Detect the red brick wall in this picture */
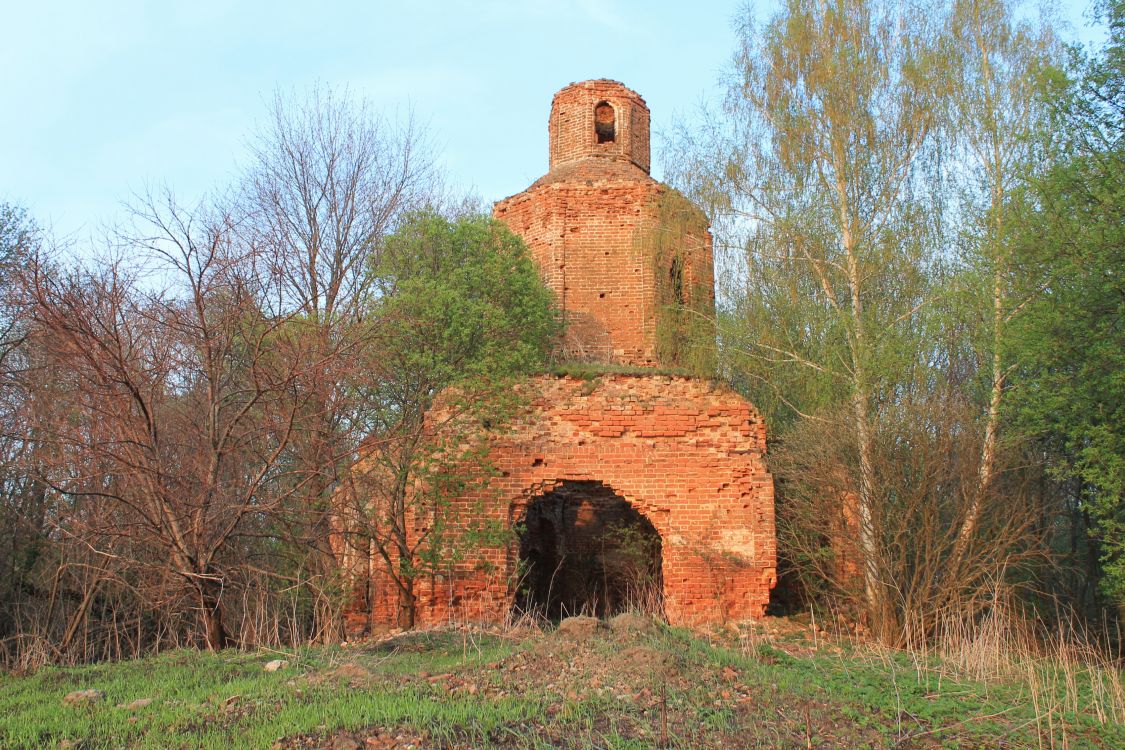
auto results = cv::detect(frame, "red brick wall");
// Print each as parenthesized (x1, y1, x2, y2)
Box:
(548, 79, 650, 173)
(495, 172, 665, 364)
(347, 375, 776, 631)
(495, 79, 713, 367)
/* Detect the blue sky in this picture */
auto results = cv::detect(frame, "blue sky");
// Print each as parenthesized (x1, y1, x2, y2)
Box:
(1, 1, 1105, 241)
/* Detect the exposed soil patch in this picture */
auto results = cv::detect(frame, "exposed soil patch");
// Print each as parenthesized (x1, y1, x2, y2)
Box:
(277, 728, 428, 750)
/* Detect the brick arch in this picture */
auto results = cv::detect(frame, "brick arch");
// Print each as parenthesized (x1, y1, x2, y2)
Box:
(340, 374, 775, 631)
(593, 100, 616, 144)
(469, 375, 776, 626)
(504, 475, 670, 572)
(506, 477, 666, 618)
(506, 475, 666, 537)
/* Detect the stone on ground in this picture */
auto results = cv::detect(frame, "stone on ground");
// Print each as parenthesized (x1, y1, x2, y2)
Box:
(62, 689, 105, 706)
(116, 698, 153, 710)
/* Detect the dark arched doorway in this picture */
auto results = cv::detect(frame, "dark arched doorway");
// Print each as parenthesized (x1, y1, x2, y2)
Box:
(512, 481, 663, 620)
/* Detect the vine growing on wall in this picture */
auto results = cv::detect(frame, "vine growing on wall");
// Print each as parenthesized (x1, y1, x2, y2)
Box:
(641, 189, 717, 376)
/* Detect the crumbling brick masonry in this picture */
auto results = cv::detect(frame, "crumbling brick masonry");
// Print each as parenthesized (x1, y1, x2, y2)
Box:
(343, 80, 776, 630)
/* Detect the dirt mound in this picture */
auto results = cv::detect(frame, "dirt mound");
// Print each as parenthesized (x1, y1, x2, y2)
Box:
(616, 645, 677, 676)
(555, 615, 606, 640)
(608, 612, 658, 636)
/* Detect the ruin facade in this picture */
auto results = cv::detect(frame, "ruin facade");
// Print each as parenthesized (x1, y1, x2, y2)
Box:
(344, 80, 776, 631)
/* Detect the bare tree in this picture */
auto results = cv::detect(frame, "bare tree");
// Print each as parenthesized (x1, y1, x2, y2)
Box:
(243, 84, 438, 322)
(0, 204, 44, 654)
(0, 87, 445, 659)
(25, 195, 306, 649)
(235, 86, 440, 636)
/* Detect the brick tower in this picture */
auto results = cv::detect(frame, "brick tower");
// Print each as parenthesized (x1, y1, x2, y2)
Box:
(495, 80, 713, 366)
(343, 81, 775, 632)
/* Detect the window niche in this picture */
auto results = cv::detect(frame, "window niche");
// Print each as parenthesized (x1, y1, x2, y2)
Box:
(594, 101, 616, 144)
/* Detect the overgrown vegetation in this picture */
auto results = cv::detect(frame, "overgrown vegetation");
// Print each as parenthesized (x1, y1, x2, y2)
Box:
(1, 620, 1120, 749)
(0, 87, 557, 665)
(668, 0, 1125, 642)
(0, 10, 1120, 750)
(643, 190, 718, 376)
(546, 362, 699, 380)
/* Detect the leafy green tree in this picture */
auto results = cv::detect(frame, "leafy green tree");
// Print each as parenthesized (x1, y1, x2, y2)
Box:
(344, 211, 557, 629)
(1008, 0, 1125, 609)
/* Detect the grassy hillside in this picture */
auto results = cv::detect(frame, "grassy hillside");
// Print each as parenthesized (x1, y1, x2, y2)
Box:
(1, 616, 1121, 749)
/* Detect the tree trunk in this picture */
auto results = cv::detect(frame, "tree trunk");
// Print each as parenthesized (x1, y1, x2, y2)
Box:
(198, 579, 230, 650)
(954, 344, 1002, 559)
(852, 388, 893, 639)
(59, 577, 101, 655)
(836, 162, 893, 641)
(398, 578, 416, 630)
(954, 15, 1009, 559)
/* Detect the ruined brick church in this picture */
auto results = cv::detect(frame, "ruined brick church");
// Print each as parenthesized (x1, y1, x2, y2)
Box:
(346, 80, 775, 630)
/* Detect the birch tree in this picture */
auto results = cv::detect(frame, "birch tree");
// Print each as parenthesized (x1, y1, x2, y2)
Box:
(672, 0, 947, 637)
(947, 0, 1059, 557)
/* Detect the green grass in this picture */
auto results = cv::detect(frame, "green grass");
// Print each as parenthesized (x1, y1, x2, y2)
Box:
(1, 624, 1121, 749)
(0, 634, 529, 749)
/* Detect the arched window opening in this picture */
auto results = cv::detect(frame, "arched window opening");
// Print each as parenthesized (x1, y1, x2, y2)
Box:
(513, 481, 662, 620)
(594, 101, 616, 143)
